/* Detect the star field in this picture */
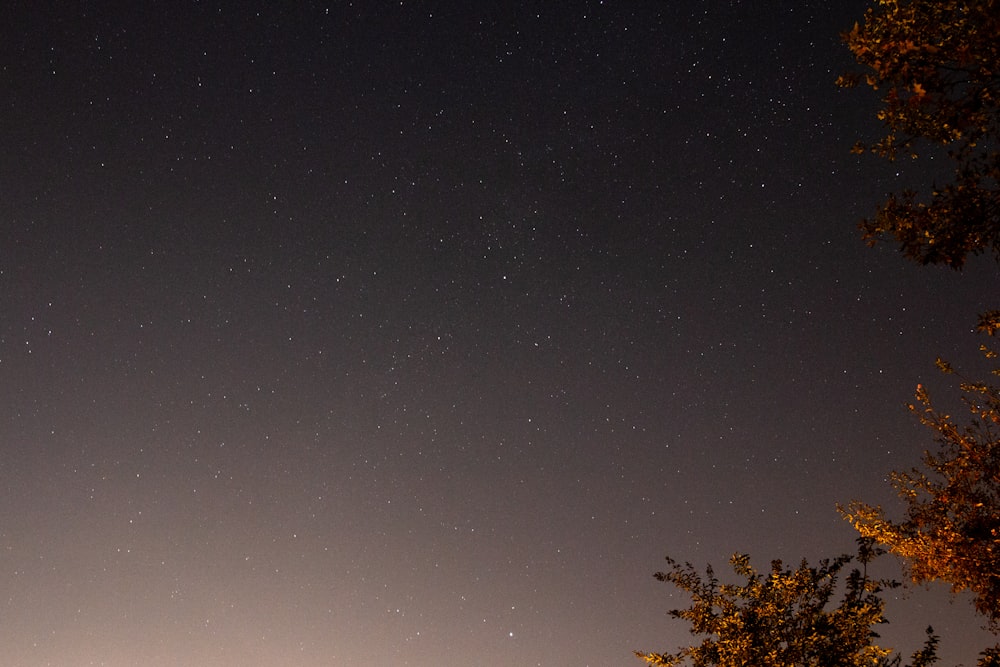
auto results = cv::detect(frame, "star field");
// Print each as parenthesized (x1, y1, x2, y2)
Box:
(2, 2, 999, 666)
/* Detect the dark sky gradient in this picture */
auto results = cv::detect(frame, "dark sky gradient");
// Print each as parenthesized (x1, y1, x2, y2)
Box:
(2, 2, 998, 665)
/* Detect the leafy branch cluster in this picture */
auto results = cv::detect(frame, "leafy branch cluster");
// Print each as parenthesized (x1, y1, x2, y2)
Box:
(840, 331, 1000, 631)
(635, 543, 938, 667)
(837, 0, 1000, 268)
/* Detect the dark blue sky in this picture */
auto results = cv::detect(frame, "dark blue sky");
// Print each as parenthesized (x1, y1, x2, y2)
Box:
(2, 2, 997, 665)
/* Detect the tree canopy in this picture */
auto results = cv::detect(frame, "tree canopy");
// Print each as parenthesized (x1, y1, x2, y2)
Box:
(838, 0, 1000, 268)
(635, 543, 940, 667)
(839, 328, 1000, 638)
(636, 4, 1000, 665)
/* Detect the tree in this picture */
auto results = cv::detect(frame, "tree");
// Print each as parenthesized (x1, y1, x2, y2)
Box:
(635, 541, 939, 667)
(838, 0, 1000, 268)
(839, 324, 1000, 637)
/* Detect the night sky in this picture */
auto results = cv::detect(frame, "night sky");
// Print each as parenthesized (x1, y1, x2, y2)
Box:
(3, 2, 999, 666)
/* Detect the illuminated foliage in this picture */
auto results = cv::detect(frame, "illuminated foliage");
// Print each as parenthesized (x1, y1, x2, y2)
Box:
(838, 0, 1000, 268)
(635, 542, 939, 667)
(840, 328, 1000, 641)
